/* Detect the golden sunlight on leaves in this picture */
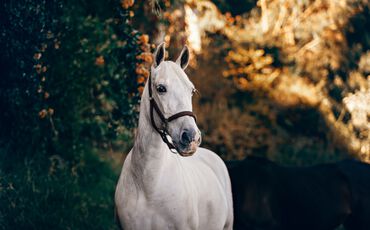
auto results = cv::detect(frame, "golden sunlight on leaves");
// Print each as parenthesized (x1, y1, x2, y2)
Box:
(177, 0, 370, 161)
(344, 91, 370, 131)
(223, 47, 277, 92)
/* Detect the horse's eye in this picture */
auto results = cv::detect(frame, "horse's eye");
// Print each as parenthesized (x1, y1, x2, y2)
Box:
(156, 84, 167, 94)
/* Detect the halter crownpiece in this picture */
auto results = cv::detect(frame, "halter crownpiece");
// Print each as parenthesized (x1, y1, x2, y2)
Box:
(148, 72, 197, 153)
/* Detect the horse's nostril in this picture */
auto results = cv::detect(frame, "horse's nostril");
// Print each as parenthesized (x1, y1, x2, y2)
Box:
(181, 130, 192, 144)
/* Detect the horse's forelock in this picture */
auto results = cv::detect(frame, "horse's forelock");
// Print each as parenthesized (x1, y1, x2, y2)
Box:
(154, 61, 194, 90)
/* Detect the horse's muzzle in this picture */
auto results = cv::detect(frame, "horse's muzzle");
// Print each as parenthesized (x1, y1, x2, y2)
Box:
(177, 129, 201, 157)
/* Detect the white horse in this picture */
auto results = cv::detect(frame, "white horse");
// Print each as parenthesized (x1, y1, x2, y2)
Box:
(115, 43, 233, 230)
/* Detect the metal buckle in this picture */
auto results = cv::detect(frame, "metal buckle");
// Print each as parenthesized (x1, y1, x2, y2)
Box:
(160, 131, 178, 154)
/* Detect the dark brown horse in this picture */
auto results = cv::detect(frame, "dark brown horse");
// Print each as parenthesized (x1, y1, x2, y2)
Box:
(226, 156, 370, 230)
(337, 160, 370, 230)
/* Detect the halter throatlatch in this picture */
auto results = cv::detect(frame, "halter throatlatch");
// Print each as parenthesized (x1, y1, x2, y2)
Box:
(148, 73, 197, 152)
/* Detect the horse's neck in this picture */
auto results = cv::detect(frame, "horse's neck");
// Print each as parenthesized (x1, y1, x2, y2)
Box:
(130, 89, 170, 192)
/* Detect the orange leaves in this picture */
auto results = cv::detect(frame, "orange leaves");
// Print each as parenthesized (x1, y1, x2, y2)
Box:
(135, 64, 149, 95)
(121, 0, 134, 9)
(225, 12, 235, 24)
(136, 52, 153, 65)
(95, 56, 105, 66)
(135, 65, 149, 76)
(135, 63, 150, 95)
(38, 108, 54, 119)
(138, 86, 144, 94)
(134, 33, 152, 96)
(138, 34, 149, 45)
(137, 34, 151, 64)
(39, 109, 48, 119)
(137, 76, 146, 84)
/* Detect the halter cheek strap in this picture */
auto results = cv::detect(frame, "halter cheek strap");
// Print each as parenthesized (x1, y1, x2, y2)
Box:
(148, 74, 197, 152)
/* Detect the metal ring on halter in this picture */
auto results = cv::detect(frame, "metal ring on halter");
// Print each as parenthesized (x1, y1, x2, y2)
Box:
(148, 73, 197, 152)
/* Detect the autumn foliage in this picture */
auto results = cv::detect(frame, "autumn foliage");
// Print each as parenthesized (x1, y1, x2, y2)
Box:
(141, 0, 369, 164)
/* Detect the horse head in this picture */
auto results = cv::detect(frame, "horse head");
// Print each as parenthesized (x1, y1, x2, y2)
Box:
(148, 42, 201, 156)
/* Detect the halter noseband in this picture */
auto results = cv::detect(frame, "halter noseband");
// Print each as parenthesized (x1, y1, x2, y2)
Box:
(148, 73, 197, 152)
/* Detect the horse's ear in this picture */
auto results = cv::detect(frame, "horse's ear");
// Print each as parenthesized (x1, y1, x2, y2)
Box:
(176, 45, 190, 70)
(153, 42, 166, 68)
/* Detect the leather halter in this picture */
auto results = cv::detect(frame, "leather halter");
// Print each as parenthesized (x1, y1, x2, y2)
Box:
(148, 73, 197, 152)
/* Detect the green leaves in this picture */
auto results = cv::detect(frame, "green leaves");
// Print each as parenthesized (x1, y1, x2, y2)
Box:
(0, 0, 144, 228)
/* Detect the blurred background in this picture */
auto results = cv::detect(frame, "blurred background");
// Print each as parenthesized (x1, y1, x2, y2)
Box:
(0, 0, 369, 228)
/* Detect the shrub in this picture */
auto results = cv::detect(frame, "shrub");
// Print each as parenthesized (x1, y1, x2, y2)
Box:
(0, 0, 147, 228)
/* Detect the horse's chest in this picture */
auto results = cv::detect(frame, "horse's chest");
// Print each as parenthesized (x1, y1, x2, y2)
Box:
(122, 188, 198, 229)
(120, 169, 226, 229)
